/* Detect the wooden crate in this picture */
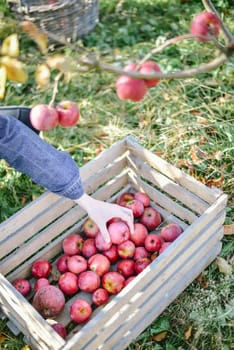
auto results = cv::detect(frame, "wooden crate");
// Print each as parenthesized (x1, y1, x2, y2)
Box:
(0, 136, 227, 350)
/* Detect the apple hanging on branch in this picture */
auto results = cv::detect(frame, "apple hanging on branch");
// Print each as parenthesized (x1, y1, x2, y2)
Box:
(1, 0, 233, 106)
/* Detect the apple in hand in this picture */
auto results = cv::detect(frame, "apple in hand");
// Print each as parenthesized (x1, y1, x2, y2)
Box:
(144, 233, 162, 252)
(31, 259, 52, 279)
(30, 104, 59, 131)
(58, 271, 79, 295)
(160, 223, 183, 242)
(67, 255, 87, 274)
(190, 12, 220, 41)
(13, 278, 31, 296)
(57, 100, 80, 127)
(92, 288, 109, 306)
(62, 233, 84, 256)
(139, 61, 161, 88)
(108, 220, 130, 245)
(140, 207, 162, 230)
(83, 218, 100, 238)
(70, 299, 92, 323)
(102, 271, 125, 294)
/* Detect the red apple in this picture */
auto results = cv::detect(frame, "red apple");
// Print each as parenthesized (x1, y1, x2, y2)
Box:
(117, 259, 135, 278)
(83, 217, 100, 238)
(51, 322, 67, 339)
(102, 245, 119, 263)
(70, 299, 92, 323)
(116, 192, 135, 206)
(58, 272, 79, 295)
(108, 220, 130, 245)
(92, 288, 109, 306)
(107, 217, 122, 226)
(62, 233, 84, 256)
(78, 271, 100, 293)
(134, 246, 149, 261)
(67, 255, 88, 275)
(160, 223, 183, 242)
(13, 278, 31, 296)
(31, 259, 52, 279)
(124, 199, 144, 218)
(159, 242, 172, 254)
(56, 255, 69, 274)
(124, 276, 136, 286)
(57, 100, 80, 128)
(144, 233, 162, 252)
(88, 253, 110, 277)
(139, 61, 161, 88)
(134, 257, 151, 274)
(190, 12, 220, 41)
(140, 207, 162, 230)
(32, 285, 65, 317)
(30, 104, 59, 131)
(34, 278, 50, 292)
(102, 271, 125, 294)
(134, 192, 150, 207)
(116, 63, 148, 102)
(95, 231, 112, 251)
(130, 222, 148, 246)
(81, 238, 97, 258)
(117, 239, 135, 259)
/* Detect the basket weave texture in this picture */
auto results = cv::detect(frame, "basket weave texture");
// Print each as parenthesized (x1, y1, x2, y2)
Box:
(7, 0, 99, 42)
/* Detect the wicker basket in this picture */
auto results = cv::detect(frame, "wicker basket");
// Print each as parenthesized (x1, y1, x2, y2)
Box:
(7, 0, 99, 42)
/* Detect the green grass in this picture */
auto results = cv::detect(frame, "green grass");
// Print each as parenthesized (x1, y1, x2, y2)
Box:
(0, 0, 233, 349)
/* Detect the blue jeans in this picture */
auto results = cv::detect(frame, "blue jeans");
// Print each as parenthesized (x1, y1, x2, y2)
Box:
(0, 112, 84, 200)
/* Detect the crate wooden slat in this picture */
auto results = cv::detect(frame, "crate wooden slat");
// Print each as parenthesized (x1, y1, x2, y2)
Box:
(0, 136, 227, 350)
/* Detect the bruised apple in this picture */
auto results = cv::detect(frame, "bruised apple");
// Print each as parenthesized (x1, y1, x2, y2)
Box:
(33, 285, 65, 317)
(57, 100, 80, 128)
(30, 104, 59, 131)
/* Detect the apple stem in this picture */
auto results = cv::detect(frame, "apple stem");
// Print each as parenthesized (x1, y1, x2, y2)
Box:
(49, 71, 64, 108)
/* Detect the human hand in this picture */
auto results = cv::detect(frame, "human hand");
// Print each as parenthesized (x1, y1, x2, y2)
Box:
(74, 193, 134, 243)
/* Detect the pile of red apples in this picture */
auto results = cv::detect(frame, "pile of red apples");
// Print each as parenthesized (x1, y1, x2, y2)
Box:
(12, 191, 184, 339)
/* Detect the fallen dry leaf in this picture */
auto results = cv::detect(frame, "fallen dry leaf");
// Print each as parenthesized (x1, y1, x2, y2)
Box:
(21, 21, 47, 54)
(1, 56, 28, 83)
(190, 145, 203, 164)
(216, 256, 233, 275)
(152, 331, 168, 342)
(206, 176, 225, 188)
(1, 33, 19, 57)
(184, 325, 193, 340)
(224, 224, 234, 236)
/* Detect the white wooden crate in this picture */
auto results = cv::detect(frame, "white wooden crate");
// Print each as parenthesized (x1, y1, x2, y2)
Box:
(0, 136, 227, 350)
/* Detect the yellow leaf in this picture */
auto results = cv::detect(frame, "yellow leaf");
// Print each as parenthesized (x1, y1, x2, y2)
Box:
(184, 325, 193, 340)
(21, 345, 31, 350)
(46, 54, 71, 73)
(1, 56, 28, 83)
(1, 34, 19, 57)
(224, 223, 234, 236)
(0, 65, 7, 99)
(21, 21, 47, 54)
(216, 256, 233, 275)
(152, 331, 168, 342)
(35, 64, 50, 88)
